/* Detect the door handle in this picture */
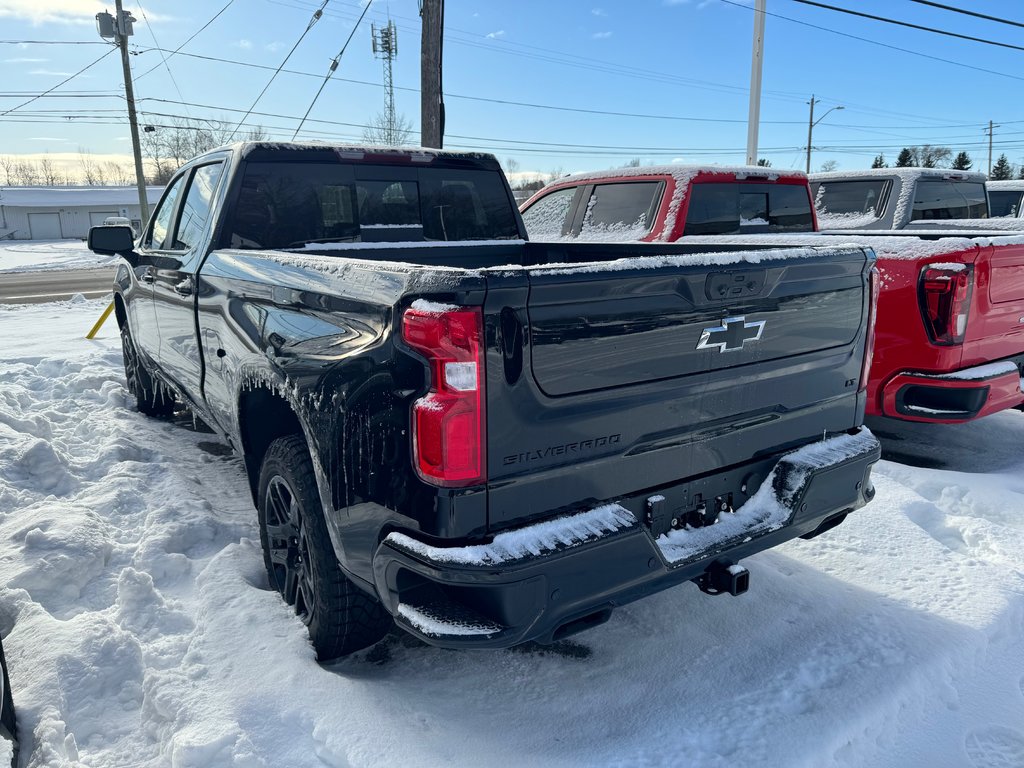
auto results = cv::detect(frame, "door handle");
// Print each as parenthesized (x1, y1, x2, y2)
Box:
(140, 268, 155, 284)
(173, 277, 194, 297)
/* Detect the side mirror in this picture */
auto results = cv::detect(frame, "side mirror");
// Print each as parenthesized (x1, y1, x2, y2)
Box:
(88, 225, 138, 266)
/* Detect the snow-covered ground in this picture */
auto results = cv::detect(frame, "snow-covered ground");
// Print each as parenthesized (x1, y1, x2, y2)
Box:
(0, 241, 117, 274)
(1, 298, 1023, 768)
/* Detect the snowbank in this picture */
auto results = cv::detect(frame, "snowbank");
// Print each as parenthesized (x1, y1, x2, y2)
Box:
(0, 241, 117, 274)
(0, 300, 1022, 767)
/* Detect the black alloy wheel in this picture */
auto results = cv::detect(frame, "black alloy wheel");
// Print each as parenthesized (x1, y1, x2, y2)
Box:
(263, 475, 316, 625)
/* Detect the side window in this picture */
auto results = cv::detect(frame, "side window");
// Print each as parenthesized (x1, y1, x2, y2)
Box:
(173, 163, 225, 251)
(579, 182, 661, 240)
(521, 187, 576, 239)
(144, 174, 187, 250)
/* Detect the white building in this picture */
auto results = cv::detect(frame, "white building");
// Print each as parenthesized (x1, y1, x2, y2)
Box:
(0, 186, 163, 240)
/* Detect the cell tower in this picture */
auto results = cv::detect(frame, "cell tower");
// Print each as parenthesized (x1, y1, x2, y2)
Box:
(371, 20, 399, 143)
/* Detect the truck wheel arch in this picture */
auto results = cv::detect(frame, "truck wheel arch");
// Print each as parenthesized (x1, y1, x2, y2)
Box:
(113, 293, 127, 330)
(238, 386, 304, 501)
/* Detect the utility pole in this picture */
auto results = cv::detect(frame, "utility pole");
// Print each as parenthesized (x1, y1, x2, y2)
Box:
(745, 0, 766, 165)
(986, 120, 998, 176)
(371, 20, 399, 144)
(805, 95, 843, 174)
(98, 3, 149, 223)
(419, 0, 444, 148)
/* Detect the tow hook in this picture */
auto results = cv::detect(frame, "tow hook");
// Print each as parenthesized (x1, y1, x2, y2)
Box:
(697, 561, 750, 597)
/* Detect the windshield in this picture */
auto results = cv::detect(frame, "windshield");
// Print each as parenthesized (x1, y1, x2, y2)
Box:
(224, 161, 520, 249)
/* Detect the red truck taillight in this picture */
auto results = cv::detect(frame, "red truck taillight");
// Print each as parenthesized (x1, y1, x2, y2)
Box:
(402, 305, 486, 487)
(918, 264, 974, 346)
(860, 266, 879, 392)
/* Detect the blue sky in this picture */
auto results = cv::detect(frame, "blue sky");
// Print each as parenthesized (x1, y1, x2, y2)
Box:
(2, 0, 1024, 180)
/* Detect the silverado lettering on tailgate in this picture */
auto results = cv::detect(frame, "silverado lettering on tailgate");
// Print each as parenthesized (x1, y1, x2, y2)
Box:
(503, 434, 622, 466)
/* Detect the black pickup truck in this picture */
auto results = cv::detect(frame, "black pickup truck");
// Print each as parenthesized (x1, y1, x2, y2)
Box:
(89, 143, 881, 660)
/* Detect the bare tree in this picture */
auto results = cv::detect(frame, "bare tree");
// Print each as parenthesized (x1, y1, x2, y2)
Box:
(361, 111, 414, 146)
(79, 150, 102, 185)
(819, 160, 839, 172)
(39, 157, 59, 186)
(0, 156, 15, 186)
(143, 118, 266, 184)
(13, 160, 39, 186)
(102, 161, 132, 186)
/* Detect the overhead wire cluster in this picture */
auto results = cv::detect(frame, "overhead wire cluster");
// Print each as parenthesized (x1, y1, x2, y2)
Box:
(2, 0, 1024, 164)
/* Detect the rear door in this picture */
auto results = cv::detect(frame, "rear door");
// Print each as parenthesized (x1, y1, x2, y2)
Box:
(483, 243, 872, 531)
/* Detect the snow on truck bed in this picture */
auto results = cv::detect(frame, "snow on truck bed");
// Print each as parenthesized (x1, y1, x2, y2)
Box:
(1, 299, 1023, 768)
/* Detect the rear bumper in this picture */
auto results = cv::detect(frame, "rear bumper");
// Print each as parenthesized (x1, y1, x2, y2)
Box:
(879, 358, 1024, 423)
(371, 429, 881, 649)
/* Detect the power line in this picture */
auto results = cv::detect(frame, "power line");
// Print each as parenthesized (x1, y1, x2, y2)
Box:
(134, 0, 236, 81)
(787, 0, 1024, 54)
(292, 0, 372, 140)
(907, 1, 1024, 30)
(226, 0, 330, 141)
(719, 0, 1024, 85)
(0, 46, 117, 117)
(134, 0, 189, 112)
(0, 40, 108, 45)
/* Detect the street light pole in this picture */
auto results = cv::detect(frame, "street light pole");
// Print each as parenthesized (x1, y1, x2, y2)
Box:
(745, 0, 766, 165)
(805, 95, 843, 174)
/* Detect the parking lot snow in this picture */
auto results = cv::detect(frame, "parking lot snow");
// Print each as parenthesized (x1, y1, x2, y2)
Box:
(0, 298, 1022, 767)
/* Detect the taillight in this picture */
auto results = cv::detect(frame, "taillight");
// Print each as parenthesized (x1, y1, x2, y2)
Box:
(860, 265, 879, 392)
(918, 264, 974, 346)
(402, 303, 486, 487)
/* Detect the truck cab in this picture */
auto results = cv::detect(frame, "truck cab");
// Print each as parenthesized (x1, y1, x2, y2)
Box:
(810, 168, 988, 230)
(519, 165, 816, 241)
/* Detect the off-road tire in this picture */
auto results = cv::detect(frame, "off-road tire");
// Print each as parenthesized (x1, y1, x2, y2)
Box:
(120, 322, 175, 418)
(258, 435, 392, 660)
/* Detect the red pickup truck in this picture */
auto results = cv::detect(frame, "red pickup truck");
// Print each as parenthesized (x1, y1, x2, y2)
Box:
(519, 165, 817, 241)
(520, 165, 1024, 424)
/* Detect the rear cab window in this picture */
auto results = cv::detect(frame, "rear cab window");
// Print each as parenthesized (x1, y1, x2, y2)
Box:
(683, 182, 814, 235)
(224, 161, 520, 250)
(911, 180, 988, 220)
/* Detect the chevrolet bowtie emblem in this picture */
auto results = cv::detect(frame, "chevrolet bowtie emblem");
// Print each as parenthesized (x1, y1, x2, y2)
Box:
(696, 316, 766, 352)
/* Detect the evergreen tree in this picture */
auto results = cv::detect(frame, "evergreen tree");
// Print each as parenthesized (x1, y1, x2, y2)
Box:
(991, 153, 1013, 180)
(895, 148, 914, 167)
(1018, 165, 1024, 180)
(871, 154, 886, 168)
(951, 151, 972, 170)
(756, 158, 772, 167)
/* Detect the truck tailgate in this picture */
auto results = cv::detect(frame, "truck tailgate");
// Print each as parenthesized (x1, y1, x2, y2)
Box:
(483, 245, 874, 532)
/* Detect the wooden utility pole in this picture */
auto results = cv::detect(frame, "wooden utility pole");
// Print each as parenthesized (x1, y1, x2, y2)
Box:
(114, 0, 149, 223)
(419, 0, 444, 148)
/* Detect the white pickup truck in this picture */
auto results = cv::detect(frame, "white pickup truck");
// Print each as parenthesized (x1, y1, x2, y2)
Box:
(809, 168, 992, 231)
